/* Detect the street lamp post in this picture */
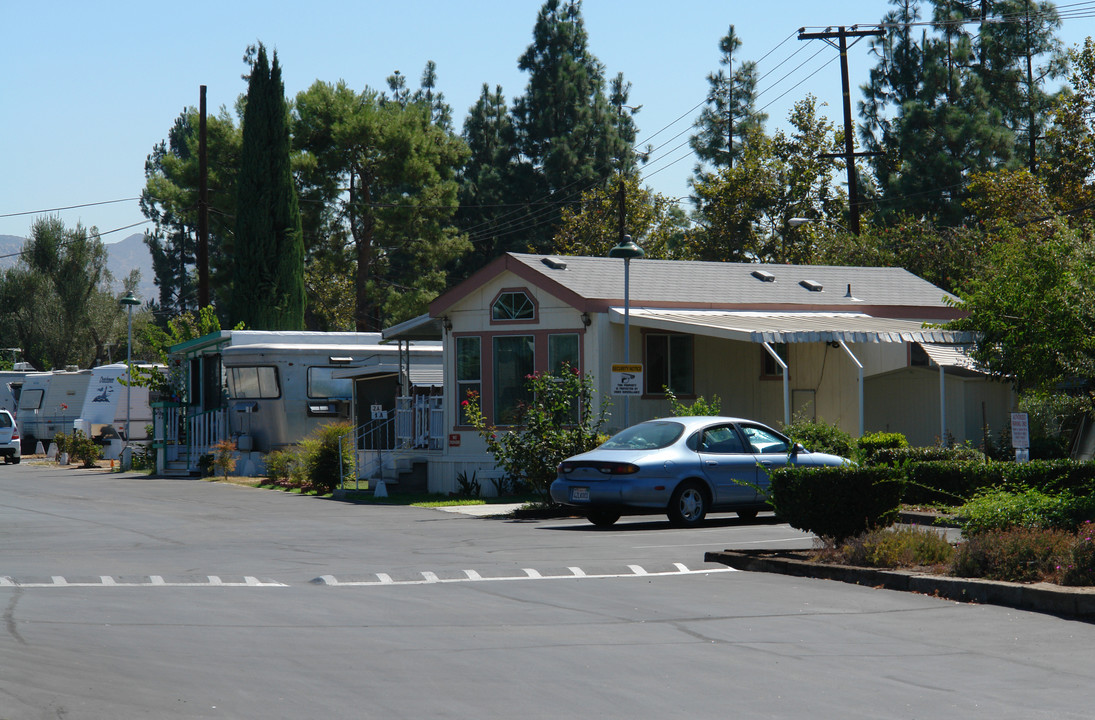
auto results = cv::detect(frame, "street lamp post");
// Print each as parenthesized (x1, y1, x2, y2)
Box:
(788, 216, 850, 234)
(609, 236, 644, 428)
(120, 292, 140, 447)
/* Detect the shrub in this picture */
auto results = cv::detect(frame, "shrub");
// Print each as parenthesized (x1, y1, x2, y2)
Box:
(821, 526, 955, 569)
(952, 527, 1074, 583)
(211, 439, 236, 480)
(902, 460, 1006, 506)
(767, 465, 904, 542)
(298, 422, 354, 495)
(59, 430, 101, 468)
(1059, 525, 1095, 586)
(664, 388, 721, 417)
(870, 445, 986, 466)
(783, 418, 855, 458)
(956, 488, 1095, 536)
(264, 448, 299, 486)
(856, 432, 909, 464)
(455, 470, 482, 498)
(465, 366, 609, 501)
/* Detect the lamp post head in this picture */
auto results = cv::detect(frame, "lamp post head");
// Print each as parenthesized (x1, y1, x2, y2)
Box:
(120, 292, 140, 308)
(608, 235, 645, 260)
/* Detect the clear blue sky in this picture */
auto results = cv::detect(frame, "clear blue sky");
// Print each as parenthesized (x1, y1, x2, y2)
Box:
(2, 0, 1091, 242)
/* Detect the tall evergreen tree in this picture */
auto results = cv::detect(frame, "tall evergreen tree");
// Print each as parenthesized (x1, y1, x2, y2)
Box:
(510, 0, 637, 252)
(293, 70, 469, 332)
(690, 25, 767, 176)
(230, 43, 306, 330)
(141, 106, 242, 321)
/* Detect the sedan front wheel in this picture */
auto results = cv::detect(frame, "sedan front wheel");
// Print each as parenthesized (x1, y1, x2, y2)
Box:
(668, 481, 708, 528)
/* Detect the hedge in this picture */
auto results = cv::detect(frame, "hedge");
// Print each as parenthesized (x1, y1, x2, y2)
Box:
(767, 465, 904, 542)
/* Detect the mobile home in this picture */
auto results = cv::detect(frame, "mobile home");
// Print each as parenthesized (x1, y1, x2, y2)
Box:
(155, 330, 442, 475)
(220, 340, 442, 453)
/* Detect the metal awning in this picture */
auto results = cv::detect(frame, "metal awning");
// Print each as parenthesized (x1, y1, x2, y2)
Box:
(332, 363, 443, 386)
(608, 309, 972, 344)
(919, 343, 980, 370)
(382, 314, 443, 342)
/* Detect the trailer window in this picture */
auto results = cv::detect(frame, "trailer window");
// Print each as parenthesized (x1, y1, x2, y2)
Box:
(228, 366, 280, 399)
(308, 367, 353, 399)
(18, 388, 43, 411)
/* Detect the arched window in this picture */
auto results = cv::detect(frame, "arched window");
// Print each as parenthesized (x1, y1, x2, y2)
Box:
(491, 291, 535, 321)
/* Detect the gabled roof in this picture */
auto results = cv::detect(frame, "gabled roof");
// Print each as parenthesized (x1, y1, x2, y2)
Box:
(429, 253, 962, 319)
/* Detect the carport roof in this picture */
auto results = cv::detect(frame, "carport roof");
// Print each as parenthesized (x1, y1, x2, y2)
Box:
(610, 309, 973, 344)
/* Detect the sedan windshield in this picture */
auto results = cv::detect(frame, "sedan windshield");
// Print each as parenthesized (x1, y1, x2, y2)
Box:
(599, 421, 685, 450)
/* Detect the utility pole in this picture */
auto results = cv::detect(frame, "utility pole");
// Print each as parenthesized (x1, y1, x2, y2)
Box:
(198, 85, 210, 308)
(797, 25, 883, 235)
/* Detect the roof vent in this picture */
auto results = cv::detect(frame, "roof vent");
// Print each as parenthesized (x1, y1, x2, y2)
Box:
(541, 256, 567, 270)
(751, 269, 776, 282)
(800, 279, 824, 292)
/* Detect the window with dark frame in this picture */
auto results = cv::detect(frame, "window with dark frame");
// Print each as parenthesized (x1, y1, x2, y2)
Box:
(456, 336, 481, 425)
(645, 333, 694, 395)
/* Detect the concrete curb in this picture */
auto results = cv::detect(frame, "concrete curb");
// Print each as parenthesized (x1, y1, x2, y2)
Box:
(704, 549, 1095, 621)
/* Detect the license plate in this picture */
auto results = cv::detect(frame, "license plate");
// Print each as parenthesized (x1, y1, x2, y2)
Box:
(571, 487, 590, 502)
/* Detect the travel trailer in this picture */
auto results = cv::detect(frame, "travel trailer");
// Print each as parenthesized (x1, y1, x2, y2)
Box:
(15, 369, 94, 453)
(220, 338, 443, 453)
(156, 330, 442, 475)
(73, 363, 162, 444)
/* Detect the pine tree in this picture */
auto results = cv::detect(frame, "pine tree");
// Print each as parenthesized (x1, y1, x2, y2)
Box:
(690, 25, 767, 176)
(511, 0, 636, 252)
(230, 43, 305, 330)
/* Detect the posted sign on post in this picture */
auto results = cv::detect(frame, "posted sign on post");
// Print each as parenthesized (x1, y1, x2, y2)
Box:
(611, 363, 643, 396)
(1011, 411, 1030, 463)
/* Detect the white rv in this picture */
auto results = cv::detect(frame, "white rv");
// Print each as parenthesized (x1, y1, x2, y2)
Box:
(74, 363, 161, 443)
(16, 369, 94, 453)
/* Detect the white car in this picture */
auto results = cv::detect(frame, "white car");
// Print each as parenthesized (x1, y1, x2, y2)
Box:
(0, 409, 20, 464)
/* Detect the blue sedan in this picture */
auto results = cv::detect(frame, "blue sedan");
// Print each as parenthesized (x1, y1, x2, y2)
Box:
(550, 416, 850, 527)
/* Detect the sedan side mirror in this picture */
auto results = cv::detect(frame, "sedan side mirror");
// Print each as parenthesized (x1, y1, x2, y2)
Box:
(791, 443, 805, 455)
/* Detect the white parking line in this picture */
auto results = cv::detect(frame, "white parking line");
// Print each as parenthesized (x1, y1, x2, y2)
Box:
(314, 564, 737, 587)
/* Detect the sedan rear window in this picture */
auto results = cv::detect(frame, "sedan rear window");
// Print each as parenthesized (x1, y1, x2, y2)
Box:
(599, 421, 684, 450)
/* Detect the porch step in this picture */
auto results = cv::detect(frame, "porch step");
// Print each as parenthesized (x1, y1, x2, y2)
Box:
(162, 460, 198, 478)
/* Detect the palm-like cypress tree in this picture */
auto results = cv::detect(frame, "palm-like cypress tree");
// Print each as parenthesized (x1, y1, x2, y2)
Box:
(231, 43, 305, 330)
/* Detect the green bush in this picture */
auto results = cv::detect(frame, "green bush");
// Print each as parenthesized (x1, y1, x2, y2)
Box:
(264, 448, 300, 486)
(767, 465, 904, 542)
(465, 366, 609, 501)
(902, 460, 1007, 506)
(783, 418, 856, 458)
(870, 444, 986, 466)
(856, 432, 909, 464)
(55, 430, 101, 468)
(1000, 459, 1095, 495)
(956, 488, 1095, 536)
(823, 526, 955, 568)
(298, 422, 354, 495)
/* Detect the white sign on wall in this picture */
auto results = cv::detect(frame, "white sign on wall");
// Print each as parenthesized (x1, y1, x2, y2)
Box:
(611, 363, 643, 396)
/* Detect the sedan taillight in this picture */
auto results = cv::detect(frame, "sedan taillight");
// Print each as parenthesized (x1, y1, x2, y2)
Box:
(558, 461, 639, 475)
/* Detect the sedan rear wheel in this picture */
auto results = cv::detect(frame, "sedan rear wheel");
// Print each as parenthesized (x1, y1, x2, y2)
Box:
(586, 509, 621, 527)
(668, 481, 708, 528)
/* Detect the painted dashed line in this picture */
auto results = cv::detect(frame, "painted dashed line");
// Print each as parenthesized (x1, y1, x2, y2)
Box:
(313, 563, 738, 587)
(0, 576, 288, 588)
(0, 564, 737, 588)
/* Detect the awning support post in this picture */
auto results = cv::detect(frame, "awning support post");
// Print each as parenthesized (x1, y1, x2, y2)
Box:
(837, 340, 865, 437)
(762, 342, 791, 427)
(939, 363, 947, 447)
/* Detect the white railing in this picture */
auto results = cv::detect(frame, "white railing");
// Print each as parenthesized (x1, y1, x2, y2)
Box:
(153, 403, 227, 472)
(394, 395, 443, 450)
